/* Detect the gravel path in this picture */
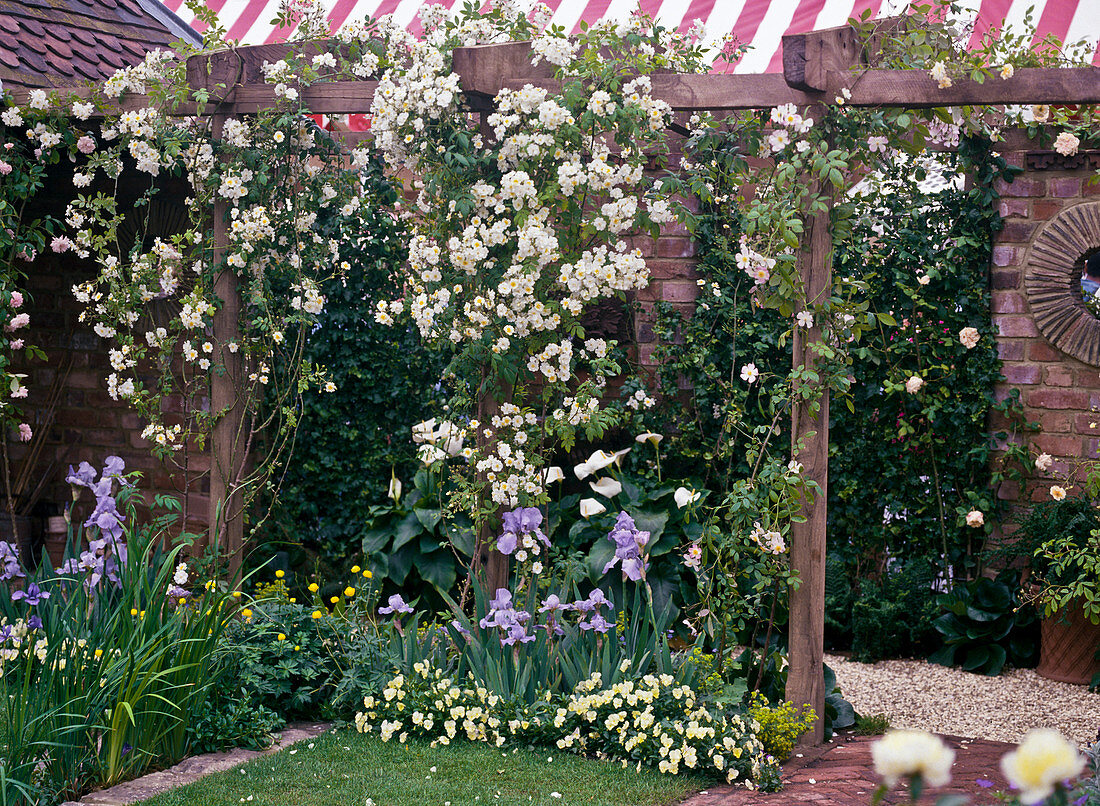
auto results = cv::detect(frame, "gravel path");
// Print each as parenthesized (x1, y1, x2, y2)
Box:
(825, 653, 1100, 745)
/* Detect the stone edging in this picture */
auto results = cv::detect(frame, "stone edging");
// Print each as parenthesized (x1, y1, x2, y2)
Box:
(59, 722, 332, 806)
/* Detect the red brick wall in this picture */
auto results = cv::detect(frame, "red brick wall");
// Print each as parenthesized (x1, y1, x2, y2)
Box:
(8, 224, 210, 556)
(990, 149, 1100, 503)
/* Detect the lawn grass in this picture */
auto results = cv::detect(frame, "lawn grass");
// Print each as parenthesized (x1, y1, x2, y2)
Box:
(135, 729, 708, 806)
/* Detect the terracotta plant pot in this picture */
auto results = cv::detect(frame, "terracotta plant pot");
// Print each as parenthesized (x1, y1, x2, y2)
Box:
(45, 515, 70, 569)
(1037, 605, 1100, 686)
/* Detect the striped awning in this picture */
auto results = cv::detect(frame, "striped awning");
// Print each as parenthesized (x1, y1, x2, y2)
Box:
(162, 0, 1099, 72)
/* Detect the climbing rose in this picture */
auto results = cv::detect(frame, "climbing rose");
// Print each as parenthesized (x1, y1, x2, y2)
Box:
(872, 730, 954, 788)
(905, 376, 923, 394)
(958, 327, 980, 349)
(965, 510, 984, 528)
(1034, 453, 1053, 471)
(1053, 132, 1080, 157)
(1050, 485, 1066, 501)
(1000, 729, 1084, 805)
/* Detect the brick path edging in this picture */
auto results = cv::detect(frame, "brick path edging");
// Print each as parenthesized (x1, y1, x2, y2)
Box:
(59, 722, 332, 806)
(679, 732, 1016, 805)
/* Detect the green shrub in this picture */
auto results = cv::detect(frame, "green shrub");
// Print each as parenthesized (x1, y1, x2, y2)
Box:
(854, 713, 891, 736)
(184, 688, 283, 755)
(264, 152, 449, 571)
(851, 559, 941, 662)
(746, 692, 817, 762)
(214, 596, 395, 722)
(928, 572, 1039, 675)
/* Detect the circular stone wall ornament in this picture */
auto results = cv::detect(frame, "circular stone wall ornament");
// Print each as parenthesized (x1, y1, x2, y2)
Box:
(1025, 200, 1100, 366)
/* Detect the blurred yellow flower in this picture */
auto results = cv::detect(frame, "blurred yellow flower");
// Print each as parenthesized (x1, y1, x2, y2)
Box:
(330, 596, 339, 604)
(308, 583, 319, 593)
(1001, 729, 1084, 805)
(351, 565, 361, 573)
(275, 570, 285, 578)
(277, 633, 286, 641)
(130, 608, 138, 617)
(242, 608, 253, 619)
(94, 648, 103, 659)
(363, 570, 372, 579)
(312, 610, 323, 619)
(232, 591, 242, 598)
(345, 587, 356, 598)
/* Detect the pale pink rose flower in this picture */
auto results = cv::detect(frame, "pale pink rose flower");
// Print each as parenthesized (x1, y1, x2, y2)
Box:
(0, 161, 11, 175)
(5, 313, 29, 332)
(76, 135, 96, 154)
(965, 510, 984, 528)
(50, 236, 72, 253)
(10, 339, 23, 350)
(10, 291, 22, 308)
(17, 423, 31, 442)
(1053, 132, 1080, 157)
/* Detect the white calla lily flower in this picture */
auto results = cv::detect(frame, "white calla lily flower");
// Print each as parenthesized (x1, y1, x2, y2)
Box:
(589, 477, 622, 498)
(579, 498, 606, 518)
(417, 444, 446, 465)
(674, 487, 701, 509)
(411, 418, 438, 444)
(542, 466, 565, 483)
(611, 447, 632, 465)
(635, 432, 663, 446)
(387, 475, 402, 501)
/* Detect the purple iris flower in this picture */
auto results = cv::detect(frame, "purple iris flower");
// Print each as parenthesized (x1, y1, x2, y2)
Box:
(538, 594, 570, 613)
(66, 461, 97, 488)
(28, 615, 43, 630)
(602, 512, 650, 581)
(11, 582, 50, 606)
(378, 594, 413, 615)
(102, 455, 128, 481)
(0, 540, 24, 581)
(450, 619, 471, 638)
(479, 588, 535, 645)
(496, 507, 550, 555)
(579, 613, 612, 633)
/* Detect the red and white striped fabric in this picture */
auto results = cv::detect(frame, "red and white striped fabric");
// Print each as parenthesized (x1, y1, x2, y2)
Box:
(161, 0, 1099, 70)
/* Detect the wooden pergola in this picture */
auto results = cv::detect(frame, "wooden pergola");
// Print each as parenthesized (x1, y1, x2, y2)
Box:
(11, 18, 1100, 744)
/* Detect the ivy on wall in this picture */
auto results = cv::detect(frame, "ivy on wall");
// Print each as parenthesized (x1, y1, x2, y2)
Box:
(260, 156, 449, 569)
(647, 136, 1028, 580)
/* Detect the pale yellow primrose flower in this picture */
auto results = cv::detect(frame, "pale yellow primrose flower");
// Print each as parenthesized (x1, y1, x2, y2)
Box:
(871, 730, 954, 788)
(1000, 729, 1084, 805)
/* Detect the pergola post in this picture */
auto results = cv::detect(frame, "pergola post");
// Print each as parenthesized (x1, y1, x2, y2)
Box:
(208, 112, 246, 581)
(785, 181, 832, 744)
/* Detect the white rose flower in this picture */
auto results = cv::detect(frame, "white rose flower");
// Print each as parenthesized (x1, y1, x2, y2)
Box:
(905, 376, 924, 394)
(871, 730, 954, 788)
(1000, 729, 1084, 805)
(965, 510, 984, 528)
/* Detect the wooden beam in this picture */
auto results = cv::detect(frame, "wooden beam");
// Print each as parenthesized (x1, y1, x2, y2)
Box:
(453, 40, 554, 105)
(208, 113, 246, 582)
(496, 66, 1100, 110)
(229, 82, 379, 114)
(6, 86, 198, 117)
(785, 169, 832, 745)
(782, 17, 907, 91)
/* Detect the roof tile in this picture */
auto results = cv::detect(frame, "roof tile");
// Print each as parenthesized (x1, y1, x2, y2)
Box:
(0, 0, 197, 89)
